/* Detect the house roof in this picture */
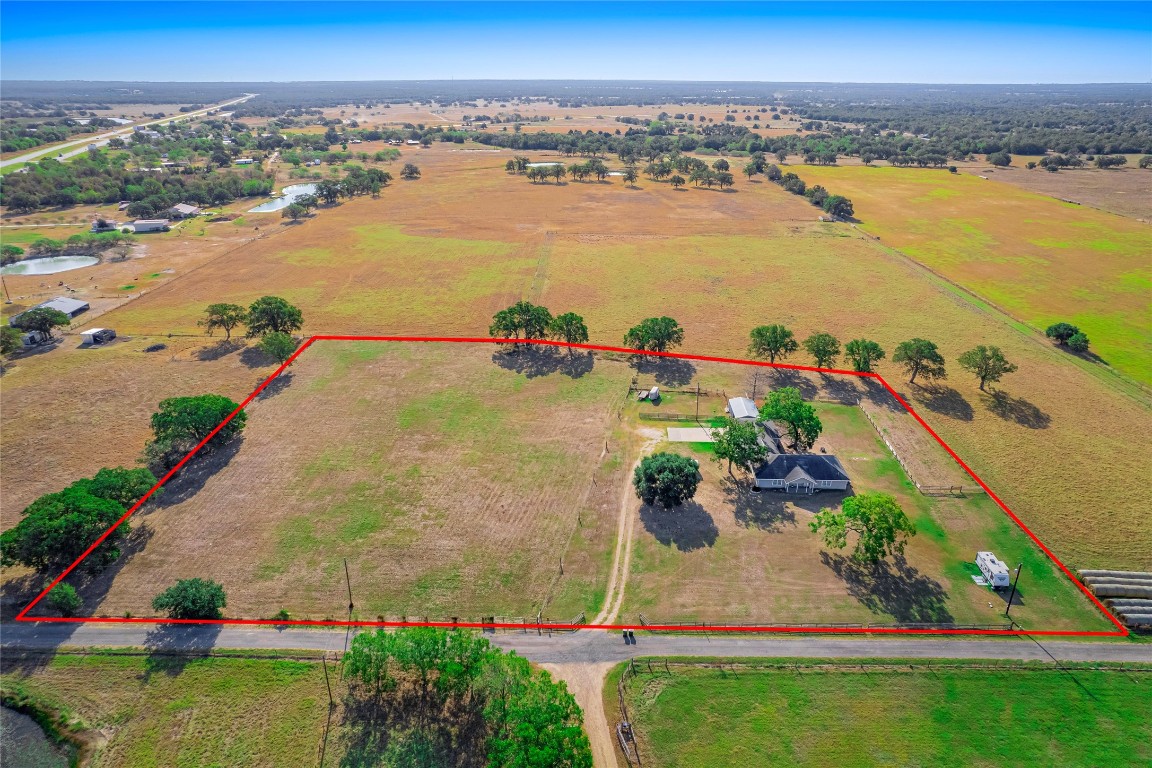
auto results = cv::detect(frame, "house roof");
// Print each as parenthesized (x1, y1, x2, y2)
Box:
(171, 203, 200, 214)
(728, 397, 759, 421)
(754, 454, 849, 483)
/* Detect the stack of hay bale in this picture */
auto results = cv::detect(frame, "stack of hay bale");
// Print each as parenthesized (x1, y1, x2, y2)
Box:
(1079, 570, 1152, 628)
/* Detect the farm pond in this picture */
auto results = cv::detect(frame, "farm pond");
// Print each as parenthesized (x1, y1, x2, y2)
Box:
(0, 706, 70, 768)
(247, 183, 318, 213)
(0, 256, 99, 276)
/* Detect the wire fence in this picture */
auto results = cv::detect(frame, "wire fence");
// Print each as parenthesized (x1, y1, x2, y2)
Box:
(636, 614, 1012, 632)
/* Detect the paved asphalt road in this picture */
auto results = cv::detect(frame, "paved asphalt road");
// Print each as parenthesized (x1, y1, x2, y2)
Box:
(0, 94, 255, 169)
(3, 622, 1150, 663)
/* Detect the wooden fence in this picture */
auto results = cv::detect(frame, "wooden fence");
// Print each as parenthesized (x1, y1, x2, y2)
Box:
(858, 402, 985, 496)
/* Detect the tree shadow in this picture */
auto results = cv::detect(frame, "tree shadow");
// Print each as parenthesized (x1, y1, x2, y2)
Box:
(638, 501, 718, 551)
(768, 368, 818, 400)
(151, 438, 244, 509)
(861, 379, 904, 412)
(721, 478, 796, 532)
(820, 552, 954, 624)
(630, 355, 697, 387)
(912, 385, 974, 422)
(140, 623, 224, 681)
(195, 339, 245, 361)
(238, 344, 277, 369)
(983, 391, 1051, 429)
(339, 678, 488, 768)
(257, 371, 295, 399)
(818, 373, 864, 404)
(490, 347, 594, 379)
(21, 523, 157, 622)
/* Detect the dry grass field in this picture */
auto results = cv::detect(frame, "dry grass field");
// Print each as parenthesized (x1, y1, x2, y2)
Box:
(791, 164, 1152, 384)
(2, 142, 1148, 587)
(617, 371, 1109, 631)
(962, 165, 1152, 222)
(31, 341, 629, 622)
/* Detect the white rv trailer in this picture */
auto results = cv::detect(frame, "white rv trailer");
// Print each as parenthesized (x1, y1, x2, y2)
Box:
(976, 551, 1011, 589)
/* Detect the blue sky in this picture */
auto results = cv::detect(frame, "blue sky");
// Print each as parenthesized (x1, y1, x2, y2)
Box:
(2, 1, 1149, 82)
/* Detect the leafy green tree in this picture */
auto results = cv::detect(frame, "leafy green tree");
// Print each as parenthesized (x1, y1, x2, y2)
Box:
(152, 578, 227, 619)
(893, 338, 947, 384)
(1, 325, 23, 356)
(633, 453, 701, 508)
(246, 296, 303, 337)
(78, 467, 158, 508)
(281, 203, 307, 221)
(47, 583, 81, 617)
(822, 195, 854, 218)
(987, 152, 1012, 167)
(1, 243, 25, 262)
(258, 331, 299, 364)
(845, 339, 885, 373)
(547, 312, 589, 354)
(669, 174, 685, 189)
(712, 158, 730, 172)
(150, 394, 247, 454)
(0, 486, 128, 572)
(1067, 332, 1090, 353)
(490, 300, 553, 349)
(484, 654, 593, 768)
(748, 324, 798, 363)
(622, 166, 638, 186)
(710, 417, 768, 477)
(762, 387, 822, 451)
(198, 303, 247, 341)
(958, 345, 1017, 391)
(315, 179, 342, 204)
(400, 163, 421, 179)
(803, 332, 841, 369)
(11, 307, 70, 339)
(809, 492, 916, 563)
(1044, 322, 1080, 345)
(623, 316, 684, 354)
(743, 161, 759, 180)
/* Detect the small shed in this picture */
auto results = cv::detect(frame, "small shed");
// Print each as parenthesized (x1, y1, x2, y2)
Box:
(80, 328, 116, 345)
(727, 397, 759, 423)
(169, 203, 201, 219)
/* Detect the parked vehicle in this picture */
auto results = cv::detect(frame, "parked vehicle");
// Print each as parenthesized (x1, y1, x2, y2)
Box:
(976, 551, 1011, 588)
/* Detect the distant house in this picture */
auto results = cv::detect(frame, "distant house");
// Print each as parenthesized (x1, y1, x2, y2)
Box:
(168, 203, 201, 219)
(727, 397, 759, 423)
(405, 139, 420, 145)
(234, 158, 255, 165)
(132, 219, 170, 233)
(752, 454, 850, 494)
(8, 296, 90, 326)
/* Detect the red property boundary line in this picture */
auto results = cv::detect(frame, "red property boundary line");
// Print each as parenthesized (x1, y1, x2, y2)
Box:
(16, 336, 1127, 637)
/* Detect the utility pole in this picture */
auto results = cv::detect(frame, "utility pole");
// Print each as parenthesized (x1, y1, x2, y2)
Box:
(1004, 562, 1024, 619)
(695, 381, 701, 422)
(344, 557, 354, 614)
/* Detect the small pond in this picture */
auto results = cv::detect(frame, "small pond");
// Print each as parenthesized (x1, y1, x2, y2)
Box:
(0, 705, 71, 768)
(526, 162, 562, 168)
(247, 183, 319, 213)
(1, 256, 99, 276)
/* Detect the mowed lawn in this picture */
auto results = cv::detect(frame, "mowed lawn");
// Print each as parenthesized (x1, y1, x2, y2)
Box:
(618, 388, 1110, 631)
(792, 164, 1152, 385)
(9, 145, 1151, 573)
(1, 653, 329, 767)
(619, 661, 1152, 768)
(53, 341, 628, 622)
